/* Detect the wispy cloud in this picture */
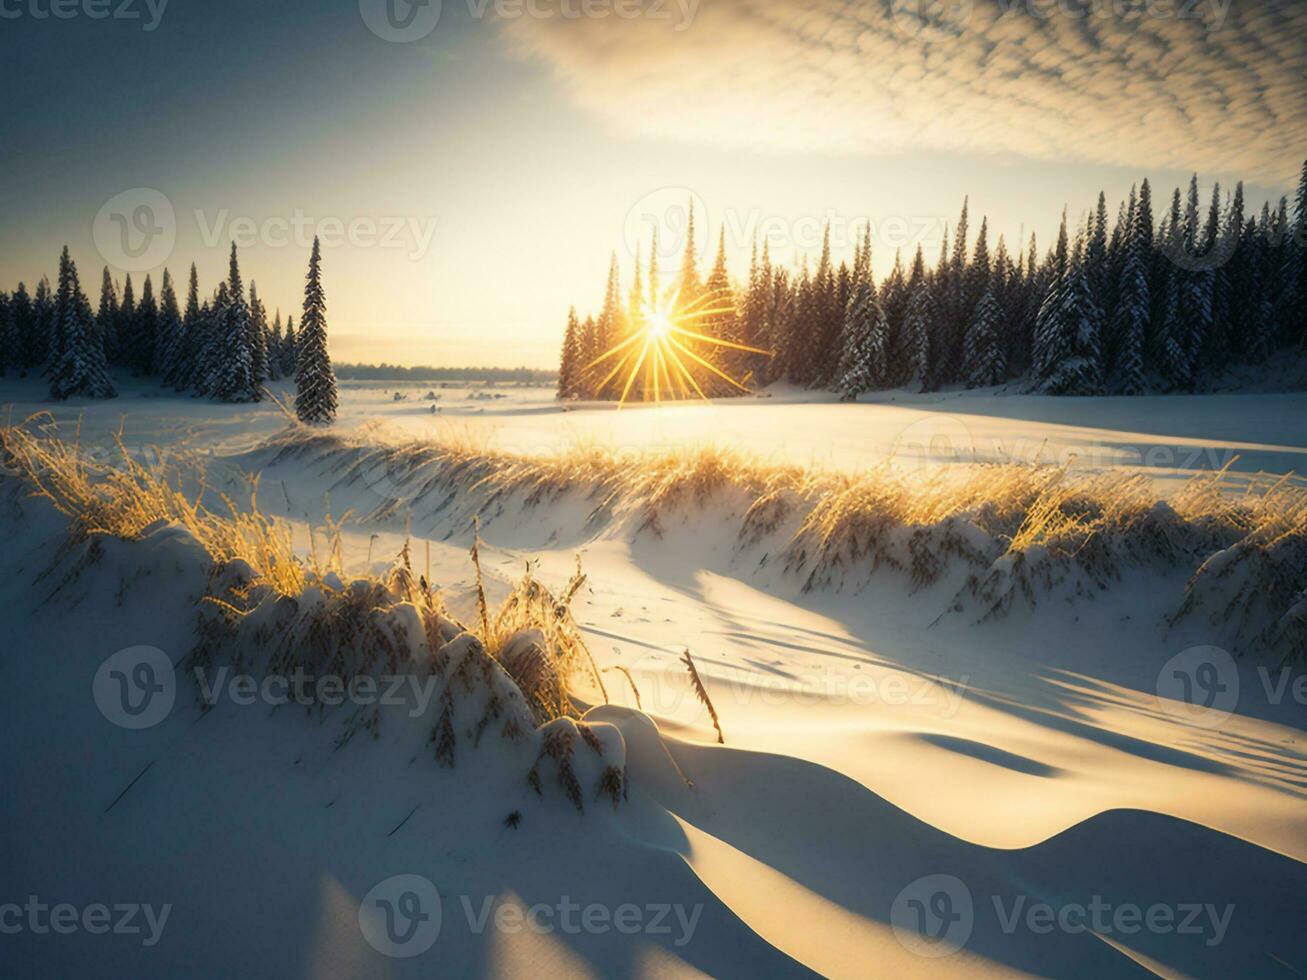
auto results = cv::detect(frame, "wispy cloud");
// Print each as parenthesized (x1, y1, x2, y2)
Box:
(497, 0, 1307, 184)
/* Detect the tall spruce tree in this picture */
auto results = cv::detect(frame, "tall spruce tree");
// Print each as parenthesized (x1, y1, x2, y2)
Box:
(268, 311, 284, 382)
(294, 237, 337, 425)
(1111, 193, 1150, 395)
(280, 314, 297, 378)
(246, 281, 269, 400)
(834, 280, 889, 399)
(964, 287, 1006, 388)
(558, 307, 583, 399)
(133, 274, 159, 375)
(207, 244, 254, 402)
(96, 267, 118, 356)
(48, 247, 116, 400)
(156, 270, 185, 388)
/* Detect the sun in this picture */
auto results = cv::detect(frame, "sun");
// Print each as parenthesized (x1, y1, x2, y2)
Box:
(584, 288, 771, 406)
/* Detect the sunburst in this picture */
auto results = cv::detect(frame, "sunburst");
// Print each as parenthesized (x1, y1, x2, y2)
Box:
(584, 288, 771, 406)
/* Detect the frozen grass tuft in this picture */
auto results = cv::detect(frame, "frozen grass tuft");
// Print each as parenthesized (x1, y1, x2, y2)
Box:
(265, 428, 1307, 660)
(0, 418, 635, 807)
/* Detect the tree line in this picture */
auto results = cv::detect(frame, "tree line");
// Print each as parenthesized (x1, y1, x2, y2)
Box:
(559, 160, 1307, 399)
(0, 238, 337, 424)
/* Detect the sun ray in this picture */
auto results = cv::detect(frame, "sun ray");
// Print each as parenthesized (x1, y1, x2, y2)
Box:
(584, 285, 773, 405)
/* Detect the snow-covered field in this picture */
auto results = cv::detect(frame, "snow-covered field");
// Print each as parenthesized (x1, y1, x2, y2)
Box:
(2, 377, 1305, 978)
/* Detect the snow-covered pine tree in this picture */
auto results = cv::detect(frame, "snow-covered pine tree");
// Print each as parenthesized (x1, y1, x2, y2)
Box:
(294, 237, 337, 425)
(267, 311, 283, 382)
(192, 283, 227, 397)
(677, 201, 702, 310)
(280, 314, 297, 378)
(114, 274, 135, 370)
(96, 267, 118, 357)
(49, 247, 116, 400)
(207, 244, 254, 402)
(834, 280, 889, 399)
(1111, 193, 1149, 395)
(576, 315, 598, 396)
(1156, 270, 1192, 388)
(558, 307, 582, 399)
(156, 270, 185, 387)
(763, 265, 792, 385)
(133, 274, 158, 376)
(902, 269, 934, 392)
(1286, 158, 1307, 347)
(1038, 258, 1104, 395)
(32, 277, 54, 371)
(963, 286, 1006, 388)
(9, 283, 33, 377)
(172, 264, 202, 391)
(0, 292, 10, 376)
(246, 281, 269, 401)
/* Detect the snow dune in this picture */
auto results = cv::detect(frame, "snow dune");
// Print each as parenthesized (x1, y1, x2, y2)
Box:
(2, 380, 1306, 977)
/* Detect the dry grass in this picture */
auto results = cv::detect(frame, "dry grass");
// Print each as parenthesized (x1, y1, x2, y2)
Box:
(0, 416, 615, 726)
(268, 427, 1307, 659)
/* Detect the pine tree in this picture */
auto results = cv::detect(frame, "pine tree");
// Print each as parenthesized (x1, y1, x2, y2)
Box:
(558, 307, 582, 399)
(1111, 193, 1150, 395)
(157, 269, 185, 388)
(268, 311, 284, 382)
(280, 315, 297, 378)
(9, 283, 33, 377)
(174, 264, 203, 391)
(834, 280, 889, 399)
(0, 292, 10, 376)
(1286, 159, 1307, 347)
(31, 277, 54, 371)
(963, 287, 1006, 389)
(48, 247, 116, 400)
(246, 281, 269, 400)
(902, 274, 933, 392)
(677, 200, 702, 308)
(96, 267, 118, 356)
(294, 237, 337, 425)
(1038, 258, 1104, 395)
(115, 274, 135, 369)
(133, 274, 158, 375)
(208, 243, 255, 402)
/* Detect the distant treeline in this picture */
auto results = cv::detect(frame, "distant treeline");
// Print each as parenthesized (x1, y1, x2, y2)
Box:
(336, 363, 556, 384)
(561, 160, 1307, 400)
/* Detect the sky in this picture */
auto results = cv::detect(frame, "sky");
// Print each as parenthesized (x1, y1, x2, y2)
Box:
(0, 0, 1304, 368)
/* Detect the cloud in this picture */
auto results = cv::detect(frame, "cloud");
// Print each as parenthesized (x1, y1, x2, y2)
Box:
(496, 0, 1307, 184)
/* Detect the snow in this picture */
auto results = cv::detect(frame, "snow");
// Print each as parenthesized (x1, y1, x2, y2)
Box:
(1, 375, 1305, 977)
